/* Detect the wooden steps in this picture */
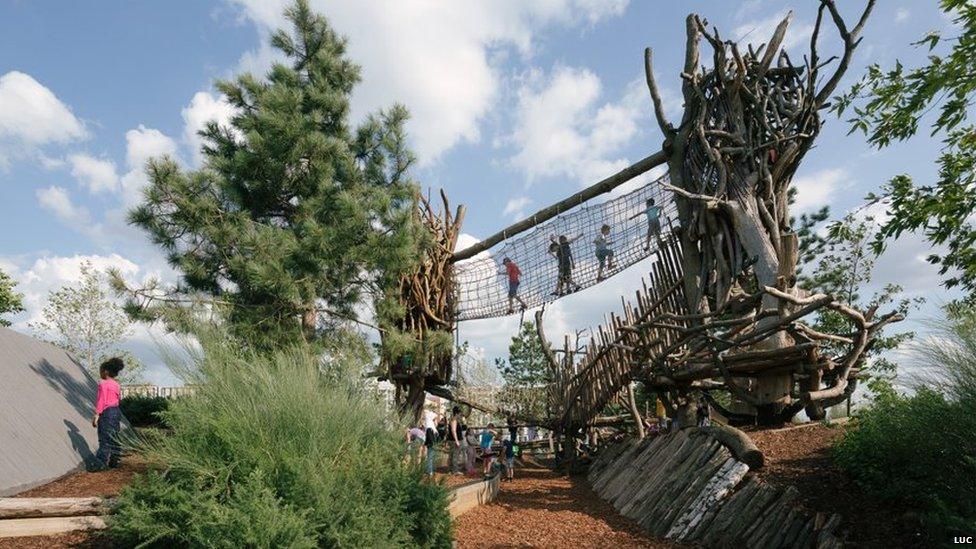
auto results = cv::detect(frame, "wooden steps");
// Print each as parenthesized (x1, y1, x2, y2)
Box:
(588, 431, 845, 548)
(0, 497, 108, 539)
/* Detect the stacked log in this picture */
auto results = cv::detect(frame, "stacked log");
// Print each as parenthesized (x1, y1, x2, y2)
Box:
(587, 431, 844, 548)
(0, 497, 108, 539)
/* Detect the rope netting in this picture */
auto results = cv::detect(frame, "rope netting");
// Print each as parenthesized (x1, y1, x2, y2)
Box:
(454, 171, 676, 321)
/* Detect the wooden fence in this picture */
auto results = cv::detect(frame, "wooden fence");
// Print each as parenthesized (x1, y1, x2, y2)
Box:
(120, 385, 197, 399)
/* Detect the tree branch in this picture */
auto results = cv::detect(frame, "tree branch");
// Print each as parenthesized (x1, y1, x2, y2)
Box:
(644, 47, 673, 137)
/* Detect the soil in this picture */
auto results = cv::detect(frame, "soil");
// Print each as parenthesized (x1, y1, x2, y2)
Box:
(0, 531, 113, 549)
(453, 456, 682, 548)
(749, 422, 929, 548)
(14, 458, 147, 499)
(434, 469, 484, 489)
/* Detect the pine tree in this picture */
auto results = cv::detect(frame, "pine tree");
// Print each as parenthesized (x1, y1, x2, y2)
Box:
(495, 321, 551, 387)
(124, 0, 423, 348)
(494, 321, 552, 418)
(0, 268, 24, 327)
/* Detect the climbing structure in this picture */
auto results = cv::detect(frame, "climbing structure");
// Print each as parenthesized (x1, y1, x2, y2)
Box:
(452, 171, 675, 320)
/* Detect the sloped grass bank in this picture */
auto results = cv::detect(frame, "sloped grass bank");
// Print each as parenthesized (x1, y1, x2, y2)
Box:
(108, 343, 452, 548)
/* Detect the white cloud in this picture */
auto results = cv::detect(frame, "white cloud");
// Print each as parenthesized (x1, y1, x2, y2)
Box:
(125, 124, 178, 170)
(503, 196, 532, 219)
(181, 91, 237, 166)
(36, 185, 93, 229)
(508, 66, 644, 186)
(68, 154, 119, 193)
(225, 0, 629, 165)
(791, 168, 849, 214)
(895, 8, 910, 23)
(734, 10, 814, 52)
(120, 125, 178, 206)
(0, 71, 87, 167)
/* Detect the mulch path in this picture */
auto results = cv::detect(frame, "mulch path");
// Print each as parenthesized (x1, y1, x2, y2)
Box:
(453, 456, 682, 548)
(14, 458, 146, 499)
(435, 470, 484, 489)
(749, 423, 929, 548)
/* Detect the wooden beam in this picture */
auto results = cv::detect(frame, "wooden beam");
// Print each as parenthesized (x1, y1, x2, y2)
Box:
(451, 150, 667, 262)
(0, 516, 106, 538)
(0, 497, 107, 519)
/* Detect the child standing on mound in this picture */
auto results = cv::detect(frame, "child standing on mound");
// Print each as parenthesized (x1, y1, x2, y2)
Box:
(92, 357, 124, 471)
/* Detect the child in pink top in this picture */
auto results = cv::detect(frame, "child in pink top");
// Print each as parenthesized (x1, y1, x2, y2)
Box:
(92, 357, 124, 471)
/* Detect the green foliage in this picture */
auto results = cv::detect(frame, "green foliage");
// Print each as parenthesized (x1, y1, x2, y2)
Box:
(109, 334, 452, 548)
(834, 311, 976, 540)
(120, 395, 170, 428)
(834, 0, 976, 299)
(110, 471, 319, 548)
(0, 268, 24, 327)
(30, 261, 142, 382)
(494, 321, 552, 418)
(125, 0, 423, 349)
(798, 213, 922, 394)
(495, 321, 550, 386)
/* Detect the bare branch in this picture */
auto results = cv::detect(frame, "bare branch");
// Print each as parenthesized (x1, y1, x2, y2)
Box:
(644, 47, 673, 137)
(815, 0, 877, 105)
(757, 11, 793, 79)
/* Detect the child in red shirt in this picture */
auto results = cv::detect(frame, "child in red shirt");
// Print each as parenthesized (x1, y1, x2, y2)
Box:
(500, 257, 528, 314)
(92, 357, 124, 471)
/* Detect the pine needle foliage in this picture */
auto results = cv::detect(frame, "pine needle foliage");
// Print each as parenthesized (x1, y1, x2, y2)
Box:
(127, 0, 424, 349)
(109, 333, 452, 548)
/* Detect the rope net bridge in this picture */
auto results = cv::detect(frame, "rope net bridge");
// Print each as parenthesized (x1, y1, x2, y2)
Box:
(452, 171, 677, 321)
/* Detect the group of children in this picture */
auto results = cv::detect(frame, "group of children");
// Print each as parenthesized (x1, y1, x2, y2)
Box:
(407, 408, 518, 482)
(499, 198, 663, 310)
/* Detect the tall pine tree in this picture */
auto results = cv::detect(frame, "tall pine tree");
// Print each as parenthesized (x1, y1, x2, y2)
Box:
(125, 0, 423, 348)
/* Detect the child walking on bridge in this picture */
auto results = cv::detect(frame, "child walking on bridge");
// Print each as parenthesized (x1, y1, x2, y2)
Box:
(594, 224, 616, 281)
(631, 198, 663, 251)
(549, 233, 583, 296)
(500, 257, 528, 314)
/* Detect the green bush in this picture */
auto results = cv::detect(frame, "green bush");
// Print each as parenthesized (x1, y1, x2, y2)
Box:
(120, 395, 170, 428)
(834, 312, 976, 540)
(109, 340, 452, 548)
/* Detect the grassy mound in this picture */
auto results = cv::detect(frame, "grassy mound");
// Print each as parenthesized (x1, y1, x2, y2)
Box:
(109, 342, 452, 548)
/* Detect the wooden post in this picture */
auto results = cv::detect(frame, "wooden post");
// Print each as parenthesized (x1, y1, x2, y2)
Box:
(627, 382, 646, 439)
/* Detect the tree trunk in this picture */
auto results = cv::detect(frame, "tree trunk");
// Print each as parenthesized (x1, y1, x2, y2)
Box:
(728, 198, 793, 424)
(626, 382, 646, 439)
(301, 304, 317, 339)
(399, 375, 426, 424)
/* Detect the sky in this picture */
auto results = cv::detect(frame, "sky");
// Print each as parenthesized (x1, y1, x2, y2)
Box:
(0, 0, 959, 386)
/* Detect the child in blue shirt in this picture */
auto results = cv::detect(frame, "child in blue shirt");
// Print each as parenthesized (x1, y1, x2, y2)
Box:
(479, 423, 497, 478)
(630, 198, 663, 251)
(502, 435, 516, 482)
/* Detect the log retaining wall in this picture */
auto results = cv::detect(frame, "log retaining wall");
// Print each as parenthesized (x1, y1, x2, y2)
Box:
(588, 430, 844, 548)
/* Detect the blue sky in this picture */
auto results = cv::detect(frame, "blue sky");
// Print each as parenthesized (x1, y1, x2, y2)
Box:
(0, 0, 958, 385)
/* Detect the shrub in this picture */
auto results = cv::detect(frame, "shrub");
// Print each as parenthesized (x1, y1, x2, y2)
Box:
(109, 339, 452, 548)
(120, 395, 170, 428)
(834, 312, 976, 540)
